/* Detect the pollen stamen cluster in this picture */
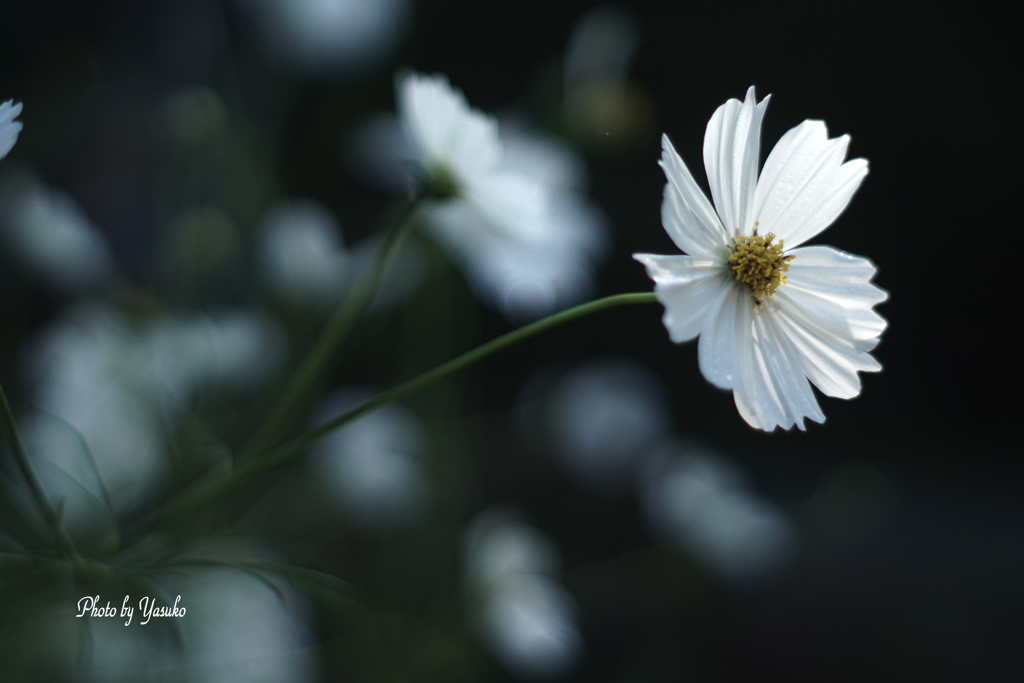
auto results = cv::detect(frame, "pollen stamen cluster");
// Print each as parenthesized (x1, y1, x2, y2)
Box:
(729, 231, 794, 299)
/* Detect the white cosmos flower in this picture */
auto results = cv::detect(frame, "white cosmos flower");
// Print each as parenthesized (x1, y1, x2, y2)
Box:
(634, 87, 887, 432)
(0, 100, 22, 159)
(397, 72, 607, 321)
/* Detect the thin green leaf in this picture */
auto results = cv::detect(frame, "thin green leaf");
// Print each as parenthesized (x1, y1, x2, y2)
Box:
(44, 412, 116, 515)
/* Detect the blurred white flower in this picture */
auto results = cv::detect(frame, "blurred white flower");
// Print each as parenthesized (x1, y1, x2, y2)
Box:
(462, 508, 583, 679)
(244, 0, 412, 76)
(641, 443, 796, 583)
(147, 310, 286, 398)
(634, 86, 887, 431)
(462, 507, 562, 587)
(20, 305, 284, 541)
(70, 606, 181, 683)
(397, 72, 608, 321)
(23, 306, 166, 540)
(257, 200, 351, 308)
(483, 576, 582, 680)
(68, 568, 319, 683)
(520, 358, 670, 494)
(311, 389, 430, 533)
(175, 569, 320, 683)
(0, 99, 23, 159)
(0, 172, 113, 293)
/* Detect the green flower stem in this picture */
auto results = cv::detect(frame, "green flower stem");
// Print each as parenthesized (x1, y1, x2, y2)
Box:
(128, 291, 658, 540)
(235, 196, 423, 466)
(0, 382, 81, 563)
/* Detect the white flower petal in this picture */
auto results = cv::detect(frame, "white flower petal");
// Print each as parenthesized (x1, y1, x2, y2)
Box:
(499, 125, 588, 192)
(0, 100, 23, 160)
(752, 120, 868, 248)
(397, 73, 501, 179)
(771, 252, 885, 400)
(730, 300, 779, 430)
(703, 86, 769, 235)
(785, 245, 888, 346)
(767, 303, 870, 400)
(425, 200, 595, 321)
(659, 134, 728, 259)
(465, 171, 547, 242)
(633, 253, 731, 343)
(740, 310, 825, 431)
(697, 282, 746, 390)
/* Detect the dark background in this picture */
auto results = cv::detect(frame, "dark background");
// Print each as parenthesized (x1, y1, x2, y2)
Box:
(1, 0, 1020, 680)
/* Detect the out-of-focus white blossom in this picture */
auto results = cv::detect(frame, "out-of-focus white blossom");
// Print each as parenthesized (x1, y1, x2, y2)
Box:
(483, 576, 582, 680)
(147, 310, 286, 398)
(396, 72, 608, 321)
(462, 508, 583, 679)
(463, 508, 562, 587)
(311, 389, 430, 533)
(519, 358, 670, 494)
(243, 0, 412, 76)
(641, 442, 796, 583)
(257, 200, 351, 308)
(0, 172, 113, 293)
(23, 306, 166, 540)
(21, 305, 285, 542)
(0, 100, 23, 159)
(173, 569, 321, 683)
(68, 568, 319, 683)
(69, 606, 180, 683)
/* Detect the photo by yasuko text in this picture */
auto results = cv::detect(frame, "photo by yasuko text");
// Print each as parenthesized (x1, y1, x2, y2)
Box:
(76, 595, 186, 626)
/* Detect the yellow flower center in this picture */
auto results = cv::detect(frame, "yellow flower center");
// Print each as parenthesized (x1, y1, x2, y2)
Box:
(729, 230, 794, 300)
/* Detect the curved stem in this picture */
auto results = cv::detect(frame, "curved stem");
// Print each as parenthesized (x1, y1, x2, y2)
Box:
(235, 197, 423, 466)
(0, 382, 81, 563)
(244, 292, 659, 478)
(127, 292, 658, 540)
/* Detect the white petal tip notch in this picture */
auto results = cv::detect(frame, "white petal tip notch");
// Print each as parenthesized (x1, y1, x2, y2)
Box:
(0, 100, 24, 160)
(638, 87, 887, 433)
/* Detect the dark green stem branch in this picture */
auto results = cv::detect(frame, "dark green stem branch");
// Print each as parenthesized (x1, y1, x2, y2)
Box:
(235, 197, 423, 465)
(127, 291, 657, 541)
